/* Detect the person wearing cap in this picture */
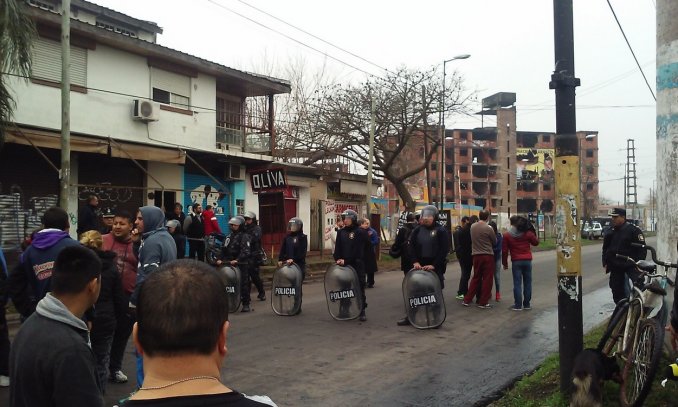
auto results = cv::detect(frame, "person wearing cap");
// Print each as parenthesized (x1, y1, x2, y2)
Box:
(601, 207, 646, 304)
(216, 216, 253, 312)
(166, 220, 186, 259)
(100, 208, 115, 235)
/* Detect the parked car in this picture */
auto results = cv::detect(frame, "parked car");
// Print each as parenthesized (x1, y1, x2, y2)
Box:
(581, 221, 603, 240)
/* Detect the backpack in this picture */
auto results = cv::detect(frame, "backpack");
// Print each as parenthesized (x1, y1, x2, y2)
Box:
(389, 225, 412, 258)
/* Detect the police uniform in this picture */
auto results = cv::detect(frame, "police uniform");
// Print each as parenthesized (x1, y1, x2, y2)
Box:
(244, 221, 266, 300)
(602, 214, 646, 304)
(409, 223, 451, 289)
(333, 223, 368, 311)
(220, 228, 252, 306)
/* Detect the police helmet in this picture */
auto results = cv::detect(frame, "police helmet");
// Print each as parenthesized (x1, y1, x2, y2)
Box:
(243, 211, 257, 221)
(236, 215, 246, 224)
(228, 216, 244, 226)
(340, 209, 358, 223)
(288, 217, 303, 232)
(102, 207, 115, 218)
(420, 205, 439, 220)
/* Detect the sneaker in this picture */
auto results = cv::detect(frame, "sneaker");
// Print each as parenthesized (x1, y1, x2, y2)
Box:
(510, 306, 523, 311)
(461, 302, 470, 307)
(495, 292, 501, 302)
(477, 304, 493, 309)
(396, 317, 411, 326)
(0, 375, 9, 387)
(257, 292, 266, 301)
(455, 294, 465, 300)
(241, 304, 251, 312)
(110, 370, 128, 384)
(523, 304, 532, 310)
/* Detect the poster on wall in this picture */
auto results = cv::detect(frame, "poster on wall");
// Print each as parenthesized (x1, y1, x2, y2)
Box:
(516, 148, 555, 181)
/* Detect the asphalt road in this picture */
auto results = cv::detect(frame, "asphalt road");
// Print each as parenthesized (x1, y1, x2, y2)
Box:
(3, 238, 656, 406)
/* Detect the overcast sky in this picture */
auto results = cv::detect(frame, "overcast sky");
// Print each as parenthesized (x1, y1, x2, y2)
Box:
(94, 0, 656, 205)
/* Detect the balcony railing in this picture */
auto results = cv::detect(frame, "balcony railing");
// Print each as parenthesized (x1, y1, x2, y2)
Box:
(216, 127, 243, 148)
(245, 133, 271, 153)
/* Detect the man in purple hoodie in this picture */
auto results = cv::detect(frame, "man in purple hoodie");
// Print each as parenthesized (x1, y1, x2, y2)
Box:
(7, 207, 80, 318)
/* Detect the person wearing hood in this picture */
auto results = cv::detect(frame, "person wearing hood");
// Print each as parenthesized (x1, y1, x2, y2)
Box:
(7, 207, 80, 318)
(129, 205, 177, 387)
(80, 231, 126, 394)
(502, 215, 539, 311)
(9, 245, 104, 407)
(278, 217, 308, 278)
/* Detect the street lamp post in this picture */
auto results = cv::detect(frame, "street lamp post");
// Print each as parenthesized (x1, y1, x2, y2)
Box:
(440, 54, 470, 212)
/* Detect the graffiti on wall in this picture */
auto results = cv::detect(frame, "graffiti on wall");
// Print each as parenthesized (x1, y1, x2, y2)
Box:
(0, 186, 58, 252)
(78, 183, 133, 204)
(188, 184, 225, 215)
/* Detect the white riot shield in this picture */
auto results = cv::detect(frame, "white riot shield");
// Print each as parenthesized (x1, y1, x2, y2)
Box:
(402, 268, 446, 329)
(324, 264, 363, 321)
(271, 264, 303, 316)
(216, 265, 242, 313)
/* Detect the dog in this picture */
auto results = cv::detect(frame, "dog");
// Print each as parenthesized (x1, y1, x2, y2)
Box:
(570, 348, 621, 407)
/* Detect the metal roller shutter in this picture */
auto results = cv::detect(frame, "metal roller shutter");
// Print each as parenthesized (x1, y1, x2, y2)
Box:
(32, 37, 87, 86)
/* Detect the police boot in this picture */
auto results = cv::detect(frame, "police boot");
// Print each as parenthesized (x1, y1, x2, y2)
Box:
(396, 317, 411, 326)
(359, 310, 367, 322)
(257, 292, 266, 301)
(241, 304, 251, 312)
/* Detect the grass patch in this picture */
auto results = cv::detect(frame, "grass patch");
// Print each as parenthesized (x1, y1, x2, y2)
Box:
(489, 323, 677, 407)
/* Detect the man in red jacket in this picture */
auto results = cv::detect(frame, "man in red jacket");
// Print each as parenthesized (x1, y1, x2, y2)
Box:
(102, 210, 138, 384)
(202, 205, 222, 236)
(502, 215, 539, 311)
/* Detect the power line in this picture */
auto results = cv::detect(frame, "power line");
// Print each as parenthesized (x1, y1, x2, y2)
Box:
(233, 0, 393, 75)
(605, 0, 656, 101)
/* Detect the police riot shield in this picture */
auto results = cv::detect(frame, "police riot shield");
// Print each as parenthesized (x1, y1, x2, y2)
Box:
(271, 263, 303, 316)
(402, 268, 446, 329)
(215, 265, 242, 313)
(324, 264, 363, 321)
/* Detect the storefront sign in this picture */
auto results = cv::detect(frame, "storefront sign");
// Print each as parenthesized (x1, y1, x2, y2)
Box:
(250, 168, 287, 192)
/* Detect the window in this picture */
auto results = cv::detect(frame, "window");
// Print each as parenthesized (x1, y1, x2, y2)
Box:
(236, 199, 245, 215)
(586, 166, 594, 175)
(431, 180, 437, 188)
(431, 162, 437, 171)
(460, 133, 468, 140)
(460, 148, 468, 156)
(586, 149, 594, 158)
(446, 164, 453, 173)
(32, 37, 87, 87)
(151, 67, 190, 109)
(543, 182, 551, 191)
(586, 183, 594, 191)
(460, 183, 468, 190)
(446, 181, 453, 189)
(96, 20, 138, 38)
(460, 165, 468, 173)
(542, 135, 551, 143)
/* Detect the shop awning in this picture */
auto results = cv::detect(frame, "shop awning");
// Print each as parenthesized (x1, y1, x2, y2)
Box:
(8, 128, 186, 164)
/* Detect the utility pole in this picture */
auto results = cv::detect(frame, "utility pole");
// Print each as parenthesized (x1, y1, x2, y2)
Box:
(657, 0, 678, 261)
(59, 0, 71, 209)
(366, 96, 376, 216)
(422, 86, 432, 205)
(549, 0, 582, 394)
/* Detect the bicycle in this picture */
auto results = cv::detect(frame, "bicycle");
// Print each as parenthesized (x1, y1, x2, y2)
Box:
(597, 243, 677, 407)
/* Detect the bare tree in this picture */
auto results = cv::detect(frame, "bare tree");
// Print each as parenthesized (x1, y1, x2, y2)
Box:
(278, 66, 474, 211)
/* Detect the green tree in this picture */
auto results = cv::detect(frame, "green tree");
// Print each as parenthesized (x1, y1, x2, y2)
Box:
(0, 0, 35, 151)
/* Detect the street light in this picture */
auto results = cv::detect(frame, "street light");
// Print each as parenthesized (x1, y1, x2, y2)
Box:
(440, 54, 471, 212)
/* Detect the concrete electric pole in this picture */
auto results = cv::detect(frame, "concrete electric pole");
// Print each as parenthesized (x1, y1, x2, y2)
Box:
(657, 0, 678, 262)
(549, 0, 583, 394)
(59, 0, 71, 210)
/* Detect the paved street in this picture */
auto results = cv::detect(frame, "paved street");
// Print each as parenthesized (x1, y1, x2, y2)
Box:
(2, 239, 651, 406)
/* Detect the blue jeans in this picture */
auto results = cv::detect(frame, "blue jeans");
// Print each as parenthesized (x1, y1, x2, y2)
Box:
(511, 260, 532, 308)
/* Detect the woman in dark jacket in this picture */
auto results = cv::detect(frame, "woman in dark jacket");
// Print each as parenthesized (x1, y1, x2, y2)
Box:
(80, 230, 126, 394)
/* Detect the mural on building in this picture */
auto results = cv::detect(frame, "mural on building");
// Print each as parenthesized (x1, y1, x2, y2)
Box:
(184, 173, 241, 233)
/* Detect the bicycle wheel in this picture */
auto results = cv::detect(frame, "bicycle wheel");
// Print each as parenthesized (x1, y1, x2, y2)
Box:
(619, 317, 664, 407)
(597, 301, 629, 355)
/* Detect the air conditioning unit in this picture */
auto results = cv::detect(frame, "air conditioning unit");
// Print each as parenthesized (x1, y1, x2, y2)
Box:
(225, 164, 244, 180)
(133, 99, 159, 122)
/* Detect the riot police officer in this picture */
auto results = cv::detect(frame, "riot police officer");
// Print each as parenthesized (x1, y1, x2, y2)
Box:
(217, 216, 253, 312)
(278, 217, 308, 278)
(243, 211, 266, 301)
(333, 209, 368, 321)
(602, 207, 646, 304)
(408, 205, 450, 290)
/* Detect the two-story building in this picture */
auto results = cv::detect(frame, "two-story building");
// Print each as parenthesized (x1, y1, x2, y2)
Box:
(0, 0, 297, 260)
